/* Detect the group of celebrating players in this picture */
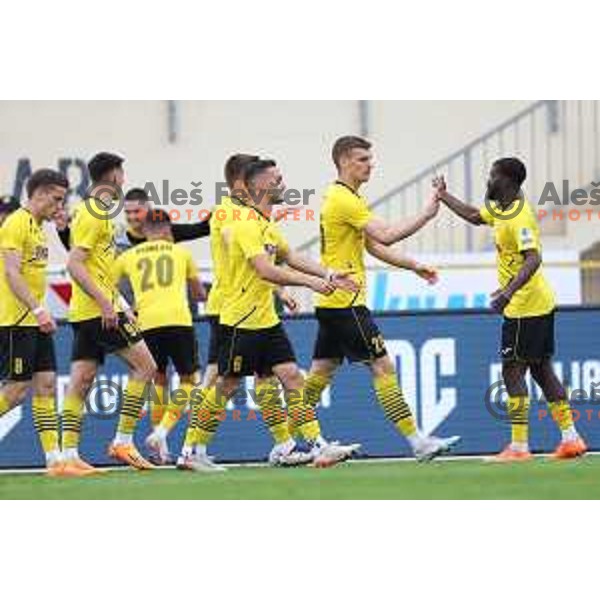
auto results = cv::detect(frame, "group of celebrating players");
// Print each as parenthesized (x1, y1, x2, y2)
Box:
(0, 135, 588, 477)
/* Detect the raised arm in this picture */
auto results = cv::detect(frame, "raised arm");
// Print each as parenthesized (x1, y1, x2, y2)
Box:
(433, 175, 485, 225)
(4, 250, 56, 333)
(363, 194, 439, 245)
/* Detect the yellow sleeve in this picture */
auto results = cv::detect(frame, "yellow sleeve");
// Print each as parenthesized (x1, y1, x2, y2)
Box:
(479, 205, 495, 226)
(234, 220, 265, 260)
(185, 250, 199, 279)
(0, 214, 26, 253)
(71, 204, 101, 249)
(509, 210, 541, 253)
(334, 193, 373, 230)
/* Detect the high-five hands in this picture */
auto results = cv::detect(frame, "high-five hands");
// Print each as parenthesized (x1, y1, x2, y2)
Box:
(432, 175, 447, 199)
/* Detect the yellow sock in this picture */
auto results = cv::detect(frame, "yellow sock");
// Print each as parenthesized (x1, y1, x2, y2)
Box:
(286, 386, 322, 442)
(196, 386, 227, 446)
(549, 399, 575, 434)
(182, 403, 200, 448)
(32, 395, 60, 455)
(0, 392, 10, 417)
(508, 395, 530, 446)
(158, 382, 193, 434)
(256, 378, 290, 444)
(62, 393, 84, 449)
(289, 372, 331, 438)
(117, 379, 148, 437)
(150, 384, 166, 427)
(373, 373, 417, 438)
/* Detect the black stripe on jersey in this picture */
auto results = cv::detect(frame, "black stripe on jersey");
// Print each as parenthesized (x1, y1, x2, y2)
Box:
(334, 180, 361, 197)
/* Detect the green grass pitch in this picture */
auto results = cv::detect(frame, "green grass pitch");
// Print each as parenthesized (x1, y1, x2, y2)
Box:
(1, 455, 600, 499)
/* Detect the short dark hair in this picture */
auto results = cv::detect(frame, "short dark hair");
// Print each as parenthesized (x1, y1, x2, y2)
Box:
(243, 159, 277, 187)
(88, 152, 125, 183)
(125, 187, 149, 202)
(224, 153, 260, 189)
(145, 208, 171, 227)
(332, 136, 372, 169)
(493, 157, 527, 186)
(26, 168, 69, 199)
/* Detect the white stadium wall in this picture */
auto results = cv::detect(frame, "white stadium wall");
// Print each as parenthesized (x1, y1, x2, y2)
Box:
(0, 100, 531, 264)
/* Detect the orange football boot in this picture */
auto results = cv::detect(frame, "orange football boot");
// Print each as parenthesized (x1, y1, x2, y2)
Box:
(46, 460, 97, 477)
(108, 443, 155, 470)
(552, 438, 587, 460)
(485, 445, 533, 463)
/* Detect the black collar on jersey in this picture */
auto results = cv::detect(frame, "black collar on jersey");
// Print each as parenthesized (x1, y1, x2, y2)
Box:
(335, 180, 361, 197)
(126, 228, 146, 245)
(231, 195, 271, 222)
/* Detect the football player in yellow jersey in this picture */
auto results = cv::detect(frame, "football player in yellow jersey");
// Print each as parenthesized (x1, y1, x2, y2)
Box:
(63, 152, 158, 472)
(0, 169, 83, 476)
(111, 209, 206, 464)
(303, 136, 460, 461)
(435, 158, 586, 462)
(193, 158, 361, 469)
(177, 154, 307, 470)
(203, 154, 260, 388)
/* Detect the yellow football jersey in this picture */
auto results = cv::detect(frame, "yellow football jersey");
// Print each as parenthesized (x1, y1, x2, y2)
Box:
(112, 240, 198, 331)
(0, 208, 49, 327)
(480, 199, 555, 318)
(205, 196, 236, 316)
(220, 207, 289, 330)
(68, 199, 119, 322)
(316, 181, 372, 309)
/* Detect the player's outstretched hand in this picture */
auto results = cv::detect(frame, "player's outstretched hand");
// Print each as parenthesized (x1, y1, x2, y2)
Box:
(490, 288, 511, 314)
(309, 276, 336, 296)
(414, 264, 439, 285)
(277, 288, 299, 314)
(100, 299, 118, 329)
(35, 307, 57, 334)
(423, 192, 441, 220)
(432, 175, 447, 197)
(330, 270, 360, 293)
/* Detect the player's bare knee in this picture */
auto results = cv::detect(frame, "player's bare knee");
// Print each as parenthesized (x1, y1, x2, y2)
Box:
(277, 364, 303, 390)
(310, 359, 339, 379)
(5, 382, 31, 405)
(33, 373, 56, 398)
(70, 364, 97, 397)
(218, 377, 239, 398)
(370, 355, 394, 379)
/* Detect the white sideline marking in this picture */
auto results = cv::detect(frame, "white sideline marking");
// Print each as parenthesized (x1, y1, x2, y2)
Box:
(1, 451, 598, 476)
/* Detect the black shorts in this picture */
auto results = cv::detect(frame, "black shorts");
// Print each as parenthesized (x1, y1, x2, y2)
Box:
(0, 327, 56, 382)
(207, 316, 221, 365)
(71, 313, 143, 364)
(218, 323, 296, 377)
(501, 311, 555, 362)
(313, 306, 387, 363)
(143, 326, 199, 376)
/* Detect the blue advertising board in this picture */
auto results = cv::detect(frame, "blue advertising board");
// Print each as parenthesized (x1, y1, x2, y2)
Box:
(1, 309, 600, 467)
